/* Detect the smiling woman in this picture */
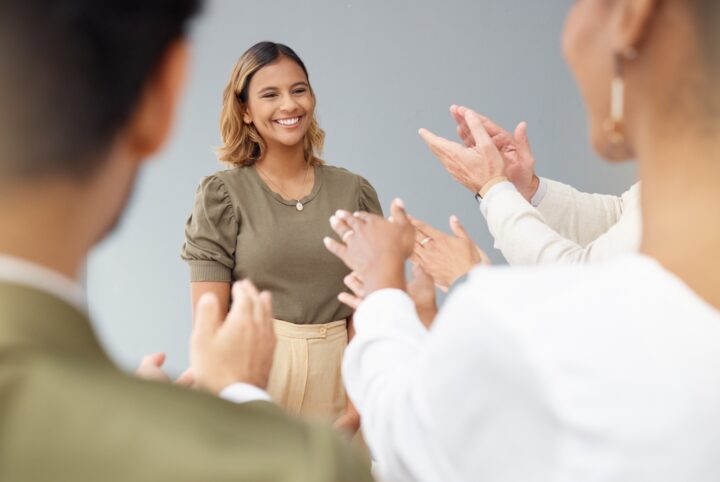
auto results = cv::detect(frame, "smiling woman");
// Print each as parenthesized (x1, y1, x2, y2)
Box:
(180, 42, 381, 432)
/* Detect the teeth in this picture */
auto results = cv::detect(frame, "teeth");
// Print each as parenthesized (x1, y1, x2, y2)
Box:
(276, 117, 300, 126)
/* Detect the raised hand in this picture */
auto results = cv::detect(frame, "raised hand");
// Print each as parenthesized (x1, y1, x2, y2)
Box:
(136, 353, 196, 387)
(324, 199, 415, 295)
(419, 108, 506, 193)
(190, 280, 276, 394)
(410, 214, 489, 290)
(450, 105, 539, 201)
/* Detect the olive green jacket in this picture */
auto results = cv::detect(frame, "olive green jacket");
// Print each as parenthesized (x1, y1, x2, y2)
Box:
(0, 282, 372, 481)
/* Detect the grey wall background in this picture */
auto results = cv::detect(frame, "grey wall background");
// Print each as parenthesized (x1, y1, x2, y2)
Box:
(87, 0, 636, 375)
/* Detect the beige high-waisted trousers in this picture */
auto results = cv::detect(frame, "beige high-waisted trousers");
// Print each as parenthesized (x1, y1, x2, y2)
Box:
(266, 319, 347, 420)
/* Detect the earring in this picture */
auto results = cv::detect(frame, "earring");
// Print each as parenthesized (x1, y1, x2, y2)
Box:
(603, 54, 626, 146)
(603, 48, 638, 146)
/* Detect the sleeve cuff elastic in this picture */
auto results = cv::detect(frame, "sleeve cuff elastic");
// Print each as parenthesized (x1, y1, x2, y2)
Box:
(187, 260, 233, 283)
(530, 177, 548, 207)
(219, 383, 273, 404)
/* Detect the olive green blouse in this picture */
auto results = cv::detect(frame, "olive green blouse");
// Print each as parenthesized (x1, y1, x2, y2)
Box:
(181, 164, 382, 325)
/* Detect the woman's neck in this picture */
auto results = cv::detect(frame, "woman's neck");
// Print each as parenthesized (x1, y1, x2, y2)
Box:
(637, 119, 720, 308)
(255, 142, 307, 179)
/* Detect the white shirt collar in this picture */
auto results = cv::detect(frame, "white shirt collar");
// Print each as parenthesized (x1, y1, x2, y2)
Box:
(0, 254, 86, 311)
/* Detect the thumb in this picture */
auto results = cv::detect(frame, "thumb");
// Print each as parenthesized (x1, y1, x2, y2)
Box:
(514, 121, 531, 155)
(390, 198, 409, 226)
(141, 352, 166, 368)
(175, 368, 195, 387)
(192, 293, 222, 345)
(449, 215, 470, 240)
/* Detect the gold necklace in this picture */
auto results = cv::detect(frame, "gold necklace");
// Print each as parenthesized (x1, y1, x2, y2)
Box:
(256, 163, 311, 212)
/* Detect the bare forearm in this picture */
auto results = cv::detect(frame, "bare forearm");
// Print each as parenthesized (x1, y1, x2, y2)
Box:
(190, 282, 230, 322)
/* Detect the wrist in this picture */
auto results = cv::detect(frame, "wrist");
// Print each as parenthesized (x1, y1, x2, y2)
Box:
(476, 176, 509, 199)
(416, 302, 438, 318)
(196, 370, 263, 396)
(362, 257, 405, 294)
(520, 175, 540, 202)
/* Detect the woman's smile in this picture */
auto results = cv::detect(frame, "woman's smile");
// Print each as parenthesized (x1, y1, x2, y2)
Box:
(273, 115, 304, 128)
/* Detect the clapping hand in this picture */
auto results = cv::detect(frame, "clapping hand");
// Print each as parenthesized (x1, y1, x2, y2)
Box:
(419, 107, 506, 193)
(450, 105, 539, 202)
(136, 352, 195, 387)
(324, 199, 415, 295)
(410, 214, 490, 290)
(190, 280, 277, 394)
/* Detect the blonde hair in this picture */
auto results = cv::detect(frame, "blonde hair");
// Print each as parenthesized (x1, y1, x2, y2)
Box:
(216, 42, 325, 167)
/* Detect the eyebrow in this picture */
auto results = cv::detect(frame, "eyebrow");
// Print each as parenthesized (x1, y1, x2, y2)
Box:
(257, 82, 309, 95)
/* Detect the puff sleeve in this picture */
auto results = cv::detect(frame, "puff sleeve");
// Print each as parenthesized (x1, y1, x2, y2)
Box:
(180, 175, 239, 282)
(358, 176, 383, 216)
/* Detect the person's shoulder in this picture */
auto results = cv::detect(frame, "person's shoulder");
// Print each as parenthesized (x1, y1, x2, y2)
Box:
(319, 163, 370, 185)
(6, 355, 368, 480)
(209, 165, 253, 184)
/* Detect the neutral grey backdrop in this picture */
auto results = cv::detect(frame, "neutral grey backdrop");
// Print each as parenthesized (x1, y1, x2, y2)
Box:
(88, 0, 636, 374)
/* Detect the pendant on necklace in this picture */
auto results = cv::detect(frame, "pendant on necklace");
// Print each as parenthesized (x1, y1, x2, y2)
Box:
(296, 201, 304, 212)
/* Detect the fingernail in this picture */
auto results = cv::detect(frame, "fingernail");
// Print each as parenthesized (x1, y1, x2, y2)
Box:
(330, 215, 338, 225)
(394, 198, 405, 208)
(323, 236, 332, 246)
(335, 210, 348, 219)
(450, 215, 458, 223)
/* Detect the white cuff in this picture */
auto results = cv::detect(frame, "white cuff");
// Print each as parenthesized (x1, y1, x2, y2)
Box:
(219, 383, 273, 404)
(479, 181, 518, 218)
(530, 177, 548, 207)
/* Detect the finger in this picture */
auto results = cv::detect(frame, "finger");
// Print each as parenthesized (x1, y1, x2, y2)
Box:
(415, 227, 433, 247)
(338, 292, 361, 310)
(344, 273, 365, 297)
(192, 293, 222, 344)
(323, 236, 352, 268)
(409, 252, 423, 266)
(478, 115, 508, 138)
(259, 291, 273, 322)
(239, 280, 265, 326)
(449, 215, 471, 240)
(390, 198, 409, 226)
(411, 262, 434, 285)
(408, 215, 443, 238)
(227, 281, 254, 331)
(259, 291, 276, 345)
(330, 213, 354, 239)
(335, 209, 365, 232)
(456, 125, 474, 148)
(352, 211, 375, 223)
(418, 128, 464, 161)
(450, 104, 468, 129)
(464, 109, 494, 146)
(348, 270, 365, 288)
(514, 121, 531, 155)
(454, 105, 505, 137)
(174, 368, 195, 387)
(141, 352, 166, 368)
(476, 245, 492, 265)
(492, 132, 513, 149)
